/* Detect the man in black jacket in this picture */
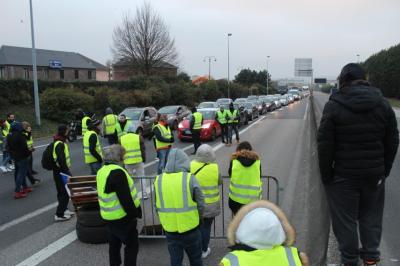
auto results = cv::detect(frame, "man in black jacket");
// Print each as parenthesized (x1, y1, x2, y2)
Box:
(317, 63, 399, 266)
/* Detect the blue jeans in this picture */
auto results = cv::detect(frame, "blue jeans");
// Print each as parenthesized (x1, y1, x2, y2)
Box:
(157, 149, 170, 174)
(89, 161, 102, 175)
(165, 228, 203, 266)
(200, 218, 214, 252)
(1, 150, 11, 167)
(15, 158, 28, 192)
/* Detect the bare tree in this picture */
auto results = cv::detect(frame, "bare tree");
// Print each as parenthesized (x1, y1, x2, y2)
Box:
(112, 2, 178, 76)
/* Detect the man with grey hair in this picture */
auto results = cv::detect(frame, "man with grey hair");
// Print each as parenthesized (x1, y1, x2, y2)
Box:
(97, 144, 142, 266)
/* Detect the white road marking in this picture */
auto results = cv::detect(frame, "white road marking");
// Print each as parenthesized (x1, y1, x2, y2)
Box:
(6, 115, 269, 265)
(303, 100, 309, 121)
(15, 231, 77, 266)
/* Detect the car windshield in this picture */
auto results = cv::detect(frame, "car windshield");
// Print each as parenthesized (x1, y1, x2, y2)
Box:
(244, 103, 253, 108)
(121, 109, 142, 120)
(216, 98, 230, 104)
(198, 102, 215, 108)
(158, 106, 178, 114)
(235, 98, 247, 103)
(199, 110, 215, 120)
(288, 90, 300, 95)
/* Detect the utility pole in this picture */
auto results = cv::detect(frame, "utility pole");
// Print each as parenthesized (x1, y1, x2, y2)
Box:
(357, 54, 360, 63)
(266, 56, 270, 95)
(227, 33, 232, 98)
(29, 0, 41, 126)
(203, 56, 217, 80)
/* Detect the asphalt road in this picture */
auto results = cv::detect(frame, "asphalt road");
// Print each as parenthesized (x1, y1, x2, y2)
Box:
(313, 92, 400, 265)
(0, 98, 330, 266)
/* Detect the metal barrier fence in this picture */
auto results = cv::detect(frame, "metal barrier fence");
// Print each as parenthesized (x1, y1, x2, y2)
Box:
(136, 175, 280, 239)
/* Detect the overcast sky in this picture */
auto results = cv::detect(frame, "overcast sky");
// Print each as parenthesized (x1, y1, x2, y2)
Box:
(1, 0, 399, 79)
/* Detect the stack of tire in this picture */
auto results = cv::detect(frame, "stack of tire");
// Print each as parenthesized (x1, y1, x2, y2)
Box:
(76, 205, 108, 244)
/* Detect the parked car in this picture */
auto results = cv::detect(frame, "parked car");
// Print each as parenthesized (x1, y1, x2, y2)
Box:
(247, 95, 258, 101)
(234, 98, 247, 106)
(260, 97, 276, 111)
(198, 101, 218, 109)
(158, 105, 191, 130)
(286, 94, 294, 104)
(264, 96, 277, 111)
(178, 108, 221, 141)
(279, 95, 289, 106)
(272, 96, 282, 108)
(288, 89, 301, 101)
(243, 102, 259, 121)
(216, 98, 232, 105)
(218, 103, 248, 126)
(120, 107, 158, 136)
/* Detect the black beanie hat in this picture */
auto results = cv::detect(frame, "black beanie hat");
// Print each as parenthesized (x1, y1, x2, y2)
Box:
(58, 125, 68, 135)
(338, 63, 366, 87)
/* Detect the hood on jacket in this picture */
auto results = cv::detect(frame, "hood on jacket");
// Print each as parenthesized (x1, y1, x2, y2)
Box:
(10, 122, 23, 132)
(231, 150, 260, 167)
(195, 144, 216, 163)
(164, 148, 190, 173)
(227, 200, 296, 249)
(105, 107, 113, 115)
(330, 81, 383, 113)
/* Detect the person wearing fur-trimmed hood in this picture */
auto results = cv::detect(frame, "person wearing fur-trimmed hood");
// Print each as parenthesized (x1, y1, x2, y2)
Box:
(220, 200, 309, 266)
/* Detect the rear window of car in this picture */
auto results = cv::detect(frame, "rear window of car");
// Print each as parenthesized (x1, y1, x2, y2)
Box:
(199, 110, 215, 120)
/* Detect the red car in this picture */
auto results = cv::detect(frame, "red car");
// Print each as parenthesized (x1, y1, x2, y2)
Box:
(178, 108, 221, 141)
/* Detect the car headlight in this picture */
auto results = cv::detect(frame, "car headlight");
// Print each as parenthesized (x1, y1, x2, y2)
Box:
(201, 123, 211, 129)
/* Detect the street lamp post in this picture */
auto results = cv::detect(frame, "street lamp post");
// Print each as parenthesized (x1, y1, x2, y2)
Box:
(227, 33, 232, 98)
(357, 54, 360, 63)
(203, 56, 217, 80)
(266, 56, 270, 95)
(29, 0, 41, 126)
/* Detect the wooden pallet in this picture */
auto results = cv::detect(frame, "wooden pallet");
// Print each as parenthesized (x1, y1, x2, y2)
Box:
(67, 175, 98, 210)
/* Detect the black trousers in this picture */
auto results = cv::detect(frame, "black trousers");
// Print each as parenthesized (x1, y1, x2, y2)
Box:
(107, 133, 118, 145)
(326, 177, 385, 265)
(192, 129, 201, 153)
(108, 219, 139, 266)
(220, 124, 228, 143)
(53, 169, 70, 217)
(228, 198, 245, 216)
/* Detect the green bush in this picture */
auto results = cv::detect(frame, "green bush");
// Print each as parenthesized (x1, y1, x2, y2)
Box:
(40, 88, 94, 122)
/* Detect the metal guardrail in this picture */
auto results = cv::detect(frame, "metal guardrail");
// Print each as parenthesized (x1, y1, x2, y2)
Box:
(136, 175, 280, 239)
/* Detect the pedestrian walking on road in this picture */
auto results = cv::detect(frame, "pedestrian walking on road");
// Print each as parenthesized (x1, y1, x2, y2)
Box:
(317, 63, 399, 266)
(228, 141, 262, 215)
(22, 122, 40, 186)
(81, 111, 92, 136)
(0, 119, 12, 173)
(120, 124, 147, 198)
(83, 119, 103, 175)
(153, 114, 174, 174)
(7, 122, 31, 199)
(227, 103, 240, 145)
(52, 125, 74, 222)
(155, 148, 205, 266)
(190, 107, 203, 155)
(216, 106, 229, 144)
(96, 145, 142, 266)
(115, 114, 132, 140)
(102, 107, 118, 145)
(220, 200, 309, 266)
(190, 144, 222, 259)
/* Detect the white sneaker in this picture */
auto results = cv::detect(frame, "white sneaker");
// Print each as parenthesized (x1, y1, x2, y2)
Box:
(54, 214, 71, 222)
(64, 209, 75, 216)
(8, 164, 15, 170)
(0, 166, 7, 173)
(201, 247, 211, 259)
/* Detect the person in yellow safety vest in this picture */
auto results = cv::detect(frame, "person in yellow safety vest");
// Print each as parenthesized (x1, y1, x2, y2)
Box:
(52, 125, 75, 222)
(190, 144, 222, 259)
(83, 119, 103, 175)
(227, 103, 240, 145)
(219, 200, 309, 266)
(0, 119, 13, 173)
(115, 114, 132, 140)
(102, 107, 118, 145)
(81, 112, 92, 136)
(3, 113, 16, 171)
(119, 124, 148, 199)
(216, 106, 229, 144)
(228, 141, 262, 215)
(96, 144, 142, 266)
(21, 122, 40, 186)
(190, 107, 204, 155)
(155, 148, 205, 266)
(153, 114, 174, 174)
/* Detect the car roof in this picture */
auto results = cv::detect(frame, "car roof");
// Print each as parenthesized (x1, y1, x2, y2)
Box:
(198, 108, 218, 111)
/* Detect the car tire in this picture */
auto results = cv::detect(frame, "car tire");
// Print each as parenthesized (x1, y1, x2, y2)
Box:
(211, 128, 217, 141)
(77, 207, 107, 227)
(76, 222, 108, 244)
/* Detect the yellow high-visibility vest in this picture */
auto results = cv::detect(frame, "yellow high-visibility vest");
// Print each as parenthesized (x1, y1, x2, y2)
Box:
(155, 124, 172, 150)
(120, 133, 143, 165)
(155, 172, 199, 233)
(227, 109, 239, 124)
(221, 246, 302, 266)
(82, 116, 91, 136)
(97, 164, 140, 221)
(52, 141, 71, 168)
(103, 114, 118, 135)
(190, 161, 220, 204)
(116, 121, 132, 139)
(229, 159, 262, 205)
(217, 110, 228, 124)
(83, 130, 102, 164)
(192, 112, 203, 130)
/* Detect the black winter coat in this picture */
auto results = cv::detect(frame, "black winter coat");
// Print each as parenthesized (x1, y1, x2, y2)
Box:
(317, 82, 399, 184)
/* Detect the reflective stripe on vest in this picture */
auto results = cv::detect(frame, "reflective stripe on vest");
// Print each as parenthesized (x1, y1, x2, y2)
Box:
(22, 132, 34, 149)
(221, 246, 302, 266)
(52, 140, 71, 168)
(103, 114, 117, 135)
(227, 109, 239, 123)
(155, 172, 200, 233)
(217, 110, 228, 124)
(81, 116, 90, 135)
(83, 131, 102, 164)
(155, 124, 172, 150)
(116, 121, 132, 138)
(190, 161, 220, 204)
(192, 112, 203, 130)
(97, 164, 140, 220)
(229, 159, 261, 204)
(4, 121, 10, 135)
(120, 133, 143, 165)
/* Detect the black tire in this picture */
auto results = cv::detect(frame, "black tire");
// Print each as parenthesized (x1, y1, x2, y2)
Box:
(76, 222, 108, 244)
(77, 207, 107, 227)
